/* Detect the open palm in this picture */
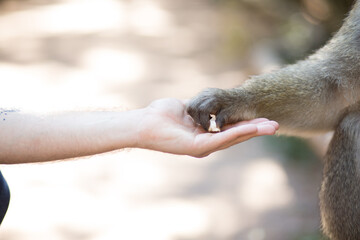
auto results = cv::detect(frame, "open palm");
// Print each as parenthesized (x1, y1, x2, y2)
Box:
(137, 98, 279, 157)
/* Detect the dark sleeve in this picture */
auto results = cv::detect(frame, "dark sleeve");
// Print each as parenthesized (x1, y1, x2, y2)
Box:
(0, 171, 10, 225)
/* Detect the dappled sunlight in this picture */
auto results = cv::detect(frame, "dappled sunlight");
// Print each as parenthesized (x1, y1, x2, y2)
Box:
(129, 0, 174, 37)
(2, 144, 301, 240)
(118, 200, 210, 240)
(0, 63, 129, 111)
(40, 0, 127, 35)
(238, 158, 294, 212)
(81, 48, 147, 85)
(0, 0, 127, 39)
(1, 150, 213, 240)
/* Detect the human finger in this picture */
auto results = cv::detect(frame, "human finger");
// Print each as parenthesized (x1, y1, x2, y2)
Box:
(194, 123, 259, 154)
(196, 122, 278, 157)
(197, 131, 260, 157)
(256, 122, 279, 135)
(221, 118, 275, 131)
(217, 122, 278, 150)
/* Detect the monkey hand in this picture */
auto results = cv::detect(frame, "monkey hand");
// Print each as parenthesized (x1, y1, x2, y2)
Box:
(187, 88, 251, 132)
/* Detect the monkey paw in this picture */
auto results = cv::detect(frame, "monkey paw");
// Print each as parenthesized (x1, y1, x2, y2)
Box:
(187, 88, 245, 131)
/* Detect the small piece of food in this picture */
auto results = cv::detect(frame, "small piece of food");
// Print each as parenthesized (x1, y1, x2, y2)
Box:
(208, 114, 221, 133)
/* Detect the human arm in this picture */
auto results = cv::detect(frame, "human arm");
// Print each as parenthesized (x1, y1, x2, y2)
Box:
(0, 98, 278, 164)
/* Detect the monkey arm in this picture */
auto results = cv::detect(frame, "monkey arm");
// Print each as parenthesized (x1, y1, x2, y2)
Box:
(187, 63, 350, 135)
(187, 50, 360, 135)
(187, 1, 360, 135)
(239, 60, 353, 135)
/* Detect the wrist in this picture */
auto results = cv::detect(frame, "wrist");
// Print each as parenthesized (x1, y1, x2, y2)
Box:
(129, 106, 157, 150)
(112, 108, 147, 149)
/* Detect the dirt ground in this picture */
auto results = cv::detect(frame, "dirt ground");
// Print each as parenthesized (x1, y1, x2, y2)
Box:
(0, 0, 325, 239)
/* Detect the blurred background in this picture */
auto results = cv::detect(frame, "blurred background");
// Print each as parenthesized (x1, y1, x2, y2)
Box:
(0, 0, 355, 239)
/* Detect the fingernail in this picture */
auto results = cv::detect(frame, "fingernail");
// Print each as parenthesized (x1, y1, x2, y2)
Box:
(258, 121, 279, 128)
(257, 124, 277, 134)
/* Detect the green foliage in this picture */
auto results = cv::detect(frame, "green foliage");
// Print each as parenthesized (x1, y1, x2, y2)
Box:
(263, 135, 319, 164)
(210, 0, 354, 63)
(295, 232, 329, 240)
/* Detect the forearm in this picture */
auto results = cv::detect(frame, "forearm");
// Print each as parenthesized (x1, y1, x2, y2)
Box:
(187, 59, 351, 136)
(0, 98, 279, 163)
(241, 63, 347, 133)
(0, 109, 143, 164)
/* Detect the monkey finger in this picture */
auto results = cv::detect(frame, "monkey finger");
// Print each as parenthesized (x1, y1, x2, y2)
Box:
(199, 112, 211, 131)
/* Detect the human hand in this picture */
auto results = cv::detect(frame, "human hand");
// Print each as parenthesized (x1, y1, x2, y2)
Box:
(135, 98, 279, 157)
